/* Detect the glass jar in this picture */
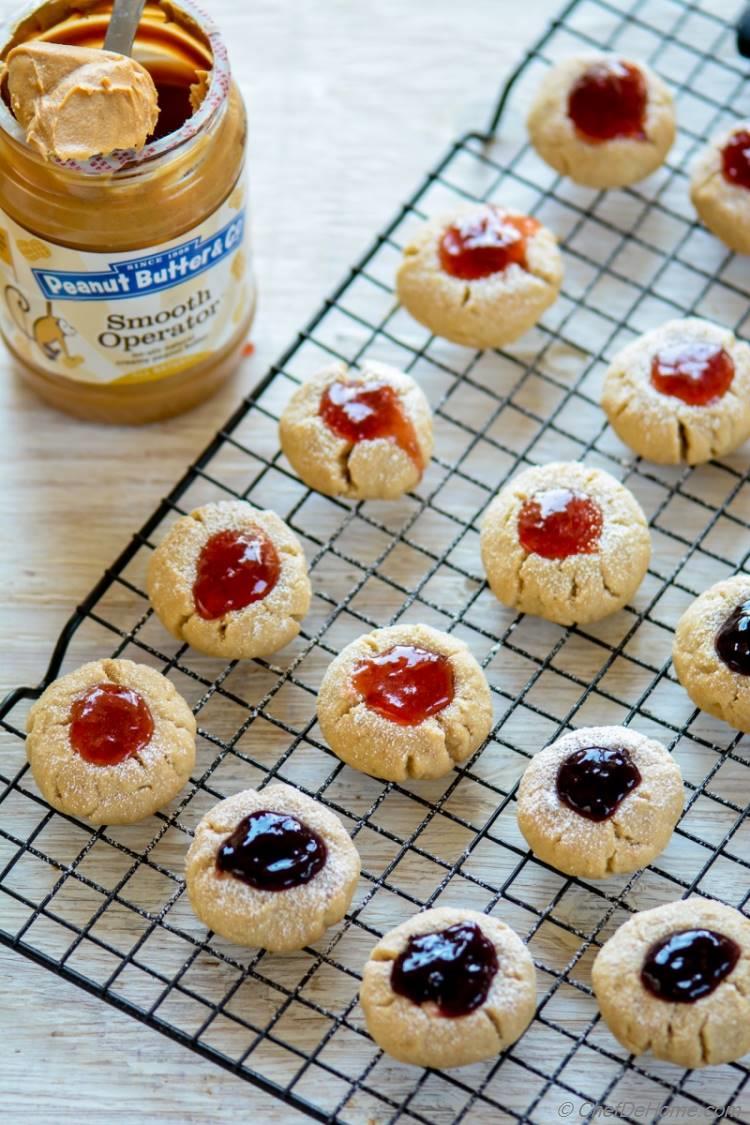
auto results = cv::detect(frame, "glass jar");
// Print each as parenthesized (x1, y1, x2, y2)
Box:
(0, 0, 254, 423)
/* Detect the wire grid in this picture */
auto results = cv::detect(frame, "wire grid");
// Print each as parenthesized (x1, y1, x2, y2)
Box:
(3, 0, 750, 1120)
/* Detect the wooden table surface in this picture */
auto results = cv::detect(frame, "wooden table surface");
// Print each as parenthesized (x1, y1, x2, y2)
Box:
(0, 1, 561, 1120)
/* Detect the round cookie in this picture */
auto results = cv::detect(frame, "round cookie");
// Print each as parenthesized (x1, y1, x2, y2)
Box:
(517, 726, 683, 879)
(278, 359, 433, 500)
(690, 121, 750, 255)
(602, 318, 750, 465)
(147, 500, 311, 660)
(316, 623, 493, 781)
(185, 783, 360, 951)
(673, 574, 750, 733)
(592, 897, 750, 1067)
(395, 202, 562, 350)
(360, 907, 536, 1069)
(25, 658, 196, 825)
(527, 54, 675, 189)
(479, 461, 651, 626)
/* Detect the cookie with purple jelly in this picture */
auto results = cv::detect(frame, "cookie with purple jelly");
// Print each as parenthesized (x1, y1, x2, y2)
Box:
(360, 907, 536, 1069)
(185, 783, 360, 951)
(593, 897, 750, 1067)
(516, 725, 683, 879)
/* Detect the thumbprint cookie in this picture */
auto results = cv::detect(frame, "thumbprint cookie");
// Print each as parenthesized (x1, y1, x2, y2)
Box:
(480, 461, 651, 626)
(527, 54, 675, 188)
(673, 574, 750, 733)
(517, 726, 683, 879)
(593, 898, 750, 1067)
(360, 907, 536, 1069)
(691, 121, 750, 255)
(317, 623, 493, 781)
(279, 359, 433, 500)
(26, 658, 196, 824)
(147, 500, 311, 660)
(602, 318, 750, 465)
(396, 202, 562, 350)
(185, 783, 360, 951)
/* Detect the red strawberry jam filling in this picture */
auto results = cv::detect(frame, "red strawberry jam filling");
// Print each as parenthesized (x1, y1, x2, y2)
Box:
(518, 488, 603, 559)
(352, 644, 454, 725)
(721, 129, 750, 190)
(650, 342, 734, 407)
(193, 528, 280, 620)
(69, 682, 154, 766)
(567, 60, 647, 142)
(320, 380, 422, 468)
(438, 207, 540, 280)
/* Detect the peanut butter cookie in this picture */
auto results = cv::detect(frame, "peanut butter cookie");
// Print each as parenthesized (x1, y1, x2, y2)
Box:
(602, 318, 750, 465)
(527, 54, 675, 189)
(279, 360, 433, 500)
(316, 623, 493, 781)
(673, 575, 750, 732)
(360, 907, 536, 1069)
(147, 500, 311, 660)
(517, 726, 683, 879)
(26, 658, 196, 825)
(592, 898, 750, 1067)
(396, 202, 562, 349)
(691, 121, 750, 255)
(480, 462, 651, 626)
(185, 783, 360, 951)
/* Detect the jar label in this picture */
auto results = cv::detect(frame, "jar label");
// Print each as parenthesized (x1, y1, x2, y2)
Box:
(0, 180, 250, 385)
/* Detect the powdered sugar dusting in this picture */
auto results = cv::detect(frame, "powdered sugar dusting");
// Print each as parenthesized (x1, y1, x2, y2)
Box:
(517, 724, 684, 878)
(279, 359, 433, 501)
(185, 782, 360, 951)
(317, 623, 493, 780)
(360, 906, 536, 1068)
(602, 318, 750, 464)
(25, 658, 196, 824)
(480, 461, 651, 626)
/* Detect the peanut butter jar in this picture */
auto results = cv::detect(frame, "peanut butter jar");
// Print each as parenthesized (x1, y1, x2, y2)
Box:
(0, 0, 254, 423)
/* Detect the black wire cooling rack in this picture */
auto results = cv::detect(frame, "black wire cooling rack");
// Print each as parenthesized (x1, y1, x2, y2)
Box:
(4, 0, 750, 1120)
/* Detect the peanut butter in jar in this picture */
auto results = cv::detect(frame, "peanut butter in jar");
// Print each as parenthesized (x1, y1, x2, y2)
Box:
(0, 0, 254, 424)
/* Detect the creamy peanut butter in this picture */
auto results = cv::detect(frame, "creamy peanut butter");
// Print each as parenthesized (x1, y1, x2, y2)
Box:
(5, 41, 159, 161)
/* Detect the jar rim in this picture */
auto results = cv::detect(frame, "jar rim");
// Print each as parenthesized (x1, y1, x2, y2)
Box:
(0, 0, 231, 175)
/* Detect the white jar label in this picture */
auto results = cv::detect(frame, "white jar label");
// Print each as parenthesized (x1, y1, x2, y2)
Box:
(0, 180, 250, 385)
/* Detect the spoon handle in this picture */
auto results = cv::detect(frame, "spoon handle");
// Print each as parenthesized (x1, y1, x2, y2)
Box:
(103, 0, 147, 56)
(738, 3, 750, 57)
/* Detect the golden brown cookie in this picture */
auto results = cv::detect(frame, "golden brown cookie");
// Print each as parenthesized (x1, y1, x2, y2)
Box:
(360, 907, 536, 1069)
(147, 500, 311, 660)
(396, 202, 562, 349)
(517, 726, 683, 879)
(527, 54, 675, 189)
(479, 462, 651, 626)
(278, 359, 433, 500)
(316, 623, 493, 781)
(602, 318, 750, 465)
(25, 658, 196, 825)
(690, 121, 750, 255)
(185, 783, 360, 951)
(592, 898, 750, 1067)
(673, 575, 750, 732)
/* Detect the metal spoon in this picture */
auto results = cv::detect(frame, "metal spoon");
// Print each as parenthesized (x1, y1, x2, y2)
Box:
(102, 0, 147, 56)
